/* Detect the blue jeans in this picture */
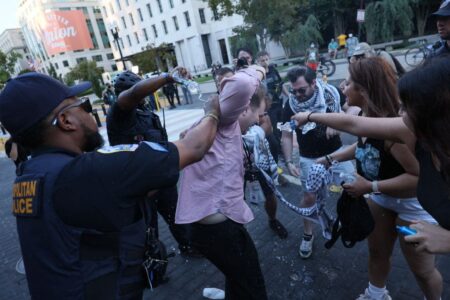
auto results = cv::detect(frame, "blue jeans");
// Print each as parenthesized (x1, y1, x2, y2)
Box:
(181, 86, 193, 104)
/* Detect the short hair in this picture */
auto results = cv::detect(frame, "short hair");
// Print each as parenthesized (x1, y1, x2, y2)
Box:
(12, 117, 51, 150)
(287, 66, 317, 84)
(256, 51, 269, 58)
(215, 67, 234, 77)
(236, 47, 253, 58)
(249, 84, 266, 110)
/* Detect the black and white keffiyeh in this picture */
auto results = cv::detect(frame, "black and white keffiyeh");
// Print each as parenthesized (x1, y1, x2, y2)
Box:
(245, 126, 337, 240)
(288, 79, 341, 114)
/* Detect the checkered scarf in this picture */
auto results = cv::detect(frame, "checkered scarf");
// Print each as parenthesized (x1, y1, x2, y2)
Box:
(288, 79, 341, 114)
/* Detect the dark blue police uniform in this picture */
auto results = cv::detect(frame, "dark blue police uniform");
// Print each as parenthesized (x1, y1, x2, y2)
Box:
(14, 142, 179, 299)
(106, 102, 192, 250)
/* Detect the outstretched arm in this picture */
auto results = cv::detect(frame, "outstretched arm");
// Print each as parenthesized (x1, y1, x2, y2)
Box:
(117, 75, 174, 111)
(292, 112, 416, 151)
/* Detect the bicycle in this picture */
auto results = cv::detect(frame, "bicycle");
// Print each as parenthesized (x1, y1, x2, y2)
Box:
(404, 39, 433, 67)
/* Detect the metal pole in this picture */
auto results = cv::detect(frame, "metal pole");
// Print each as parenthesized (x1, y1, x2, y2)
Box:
(101, 104, 107, 116)
(111, 28, 127, 71)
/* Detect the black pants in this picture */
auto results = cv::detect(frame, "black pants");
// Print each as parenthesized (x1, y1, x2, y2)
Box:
(150, 187, 191, 248)
(174, 88, 181, 105)
(164, 92, 176, 107)
(191, 220, 268, 300)
(267, 102, 282, 162)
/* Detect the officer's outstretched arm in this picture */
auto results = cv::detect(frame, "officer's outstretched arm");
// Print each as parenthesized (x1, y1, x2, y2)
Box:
(117, 75, 174, 111)
(174, 96, 220, 169)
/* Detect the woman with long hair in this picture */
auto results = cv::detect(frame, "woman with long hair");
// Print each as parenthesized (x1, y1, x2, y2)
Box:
(291, 56, 450, 256)
(314, 57, 442, 300)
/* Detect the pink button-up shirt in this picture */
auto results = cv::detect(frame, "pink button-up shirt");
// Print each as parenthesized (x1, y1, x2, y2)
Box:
(175, 68, 260, 224)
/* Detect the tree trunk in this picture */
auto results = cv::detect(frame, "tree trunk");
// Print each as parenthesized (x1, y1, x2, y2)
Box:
(334, 14, 346, 37)
(415, 7, 429, 36)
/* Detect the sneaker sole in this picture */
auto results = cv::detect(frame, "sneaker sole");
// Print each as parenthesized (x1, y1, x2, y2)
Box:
(299, 251, 312, 259)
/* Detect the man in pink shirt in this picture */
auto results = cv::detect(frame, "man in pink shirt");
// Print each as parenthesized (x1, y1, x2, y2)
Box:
(176, 66, 267, 300)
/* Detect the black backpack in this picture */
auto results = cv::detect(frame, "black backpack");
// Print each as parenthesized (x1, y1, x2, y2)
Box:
(325, 189, 375, 249)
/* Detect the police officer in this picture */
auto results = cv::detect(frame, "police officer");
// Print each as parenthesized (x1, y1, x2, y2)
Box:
(429, 0, 450, 58)
(0, 72, 220, 299)
(107, 70, 200, 257)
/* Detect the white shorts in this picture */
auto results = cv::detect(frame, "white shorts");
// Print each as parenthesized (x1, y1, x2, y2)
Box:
(370, 193, 437, 224)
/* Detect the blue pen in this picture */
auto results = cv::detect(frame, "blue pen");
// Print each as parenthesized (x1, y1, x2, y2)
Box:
(396, 225, 417, 236)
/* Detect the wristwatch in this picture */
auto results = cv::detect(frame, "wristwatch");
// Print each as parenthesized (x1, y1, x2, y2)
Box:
(371, 180, 381, 194)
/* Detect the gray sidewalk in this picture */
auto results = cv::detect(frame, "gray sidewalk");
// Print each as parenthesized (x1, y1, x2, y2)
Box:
(0, 157, 449, 299)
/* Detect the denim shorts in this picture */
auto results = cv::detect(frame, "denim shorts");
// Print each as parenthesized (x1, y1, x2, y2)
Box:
(370, 193, 437, 224)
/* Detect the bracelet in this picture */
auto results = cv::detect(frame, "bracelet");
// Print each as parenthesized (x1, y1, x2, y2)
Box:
(325, 154, 333, 165)
(371, 180, 380, 193)
(203, 113, 219, 123)
(285, 160, 293, 166)
(307, 111, 315, 122)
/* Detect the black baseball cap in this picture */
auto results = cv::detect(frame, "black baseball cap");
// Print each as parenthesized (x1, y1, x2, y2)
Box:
(0, 72, 91, 136)
(432, 0, 450, 17)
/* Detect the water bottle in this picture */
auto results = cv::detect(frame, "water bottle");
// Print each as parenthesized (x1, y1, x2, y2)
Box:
(172, 70, 202, 100)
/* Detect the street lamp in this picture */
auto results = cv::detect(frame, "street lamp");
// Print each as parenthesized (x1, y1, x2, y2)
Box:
(110, 26, 127, 70)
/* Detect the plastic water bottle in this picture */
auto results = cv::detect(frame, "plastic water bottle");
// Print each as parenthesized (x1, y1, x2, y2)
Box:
(202, 287, 225, 299)
(172, 71, 203, 100)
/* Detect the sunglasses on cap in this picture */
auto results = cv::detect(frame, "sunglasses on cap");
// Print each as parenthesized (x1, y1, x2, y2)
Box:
(289, 86, 308, 95)
(51, 97, 93, 125)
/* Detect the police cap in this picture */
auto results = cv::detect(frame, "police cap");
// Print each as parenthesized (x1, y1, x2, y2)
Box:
(0, 72, 91, 136)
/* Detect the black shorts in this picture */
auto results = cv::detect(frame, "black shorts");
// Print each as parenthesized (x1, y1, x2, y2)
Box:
(255, 171, 274, 197)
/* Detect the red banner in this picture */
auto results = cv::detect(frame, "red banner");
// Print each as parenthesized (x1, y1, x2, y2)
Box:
(40, 10, 93, 55)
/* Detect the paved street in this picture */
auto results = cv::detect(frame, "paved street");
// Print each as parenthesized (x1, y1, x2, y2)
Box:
(1, 145, 449, 299)
(0, 54, 449, 299)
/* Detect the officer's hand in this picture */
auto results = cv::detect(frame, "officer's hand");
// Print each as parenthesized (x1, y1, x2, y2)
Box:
(203, 95, 220, 120)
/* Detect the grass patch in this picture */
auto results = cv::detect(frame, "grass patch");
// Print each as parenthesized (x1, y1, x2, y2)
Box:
(194, 75, 213, 83)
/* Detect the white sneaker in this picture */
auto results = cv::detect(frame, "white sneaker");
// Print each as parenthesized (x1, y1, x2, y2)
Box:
(15, 257, 26, 275)
(356, 288, 392, 300)
(299, 235, 314, 258)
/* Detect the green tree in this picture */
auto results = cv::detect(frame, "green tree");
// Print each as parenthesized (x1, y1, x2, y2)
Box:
(280, 15, 323, 57)
(229, 26, 259, 58)
(364, 0, 413, 43)
(0, 50, 22, 88)
(207, 0, 296, 50)
(131, 43, 176, 73)
(64, 60, 103, 98)
(408, 0, 441, 36)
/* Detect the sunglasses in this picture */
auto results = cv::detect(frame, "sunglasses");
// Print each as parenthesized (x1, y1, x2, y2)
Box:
(289, 86, 308, 95)
(51, 98, 93, 125)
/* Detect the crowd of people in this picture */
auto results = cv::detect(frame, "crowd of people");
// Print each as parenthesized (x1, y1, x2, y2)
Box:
(1, 1, 450, 300)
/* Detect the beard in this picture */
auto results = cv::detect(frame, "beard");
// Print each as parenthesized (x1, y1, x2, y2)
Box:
(81, 124, 104, 152)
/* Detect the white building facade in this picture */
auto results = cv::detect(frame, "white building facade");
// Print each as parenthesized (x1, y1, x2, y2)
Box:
(101, 0, 286, 73)
(0, 29, 30, 75)
(18, 0, 117, 79)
